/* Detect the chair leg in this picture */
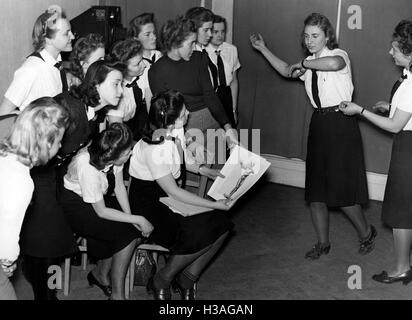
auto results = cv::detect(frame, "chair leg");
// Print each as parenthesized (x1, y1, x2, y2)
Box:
(198, 174, 209, 198)
(80, 238, 87, 271)
(64, 257, 70, 296)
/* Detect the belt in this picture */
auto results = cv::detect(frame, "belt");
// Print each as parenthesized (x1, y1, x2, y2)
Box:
(313, 105, 340, 114)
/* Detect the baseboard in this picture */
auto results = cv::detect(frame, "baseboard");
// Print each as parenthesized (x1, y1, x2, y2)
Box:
(262, 154, 387, 201)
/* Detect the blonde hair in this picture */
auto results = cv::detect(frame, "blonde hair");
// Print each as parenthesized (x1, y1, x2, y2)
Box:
(32, 5, 67, 51)
(0, 97, 69, 167)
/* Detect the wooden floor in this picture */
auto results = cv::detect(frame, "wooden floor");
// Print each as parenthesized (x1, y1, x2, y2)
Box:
(12, 181, 412, 300)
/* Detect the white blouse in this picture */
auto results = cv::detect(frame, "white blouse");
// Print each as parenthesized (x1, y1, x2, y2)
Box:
(389, 68, 412, 131)
(64, 148, 123, 203)
(129, 138, 181, 181)
(0, 154, 34, 261)
(300, 47, 353, 108)
(5, 49, 63, 111)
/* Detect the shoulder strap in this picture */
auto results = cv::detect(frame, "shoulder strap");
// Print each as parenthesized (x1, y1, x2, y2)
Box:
(27, 51, 45, 62)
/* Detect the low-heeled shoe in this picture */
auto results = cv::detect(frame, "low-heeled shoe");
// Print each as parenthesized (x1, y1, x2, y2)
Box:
(172, 280, 196, 300)
(87, 271, 112, 297)
(372, 269, 412, 285)
(305, 243, 330, 260)
(147, 277, 171, 300)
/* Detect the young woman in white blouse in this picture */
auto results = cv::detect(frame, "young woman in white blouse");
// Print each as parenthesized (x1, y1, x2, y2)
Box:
(0, 5, 74, 115)
(340, 20, 412, 285)
(59, 123, 153, 300)
(250, 13, 376, 260)
(128, 90, 233, 300)
(0, 98, 69, 300)
(107, 39, 148, 141)
(127, 12, 162, 108)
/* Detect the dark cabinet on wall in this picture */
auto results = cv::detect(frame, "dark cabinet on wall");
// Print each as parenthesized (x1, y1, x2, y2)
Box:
(69, 6, 127, 52)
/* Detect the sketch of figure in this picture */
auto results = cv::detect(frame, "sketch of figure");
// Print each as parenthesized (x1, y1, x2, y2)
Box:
(224, 161, 256, 200)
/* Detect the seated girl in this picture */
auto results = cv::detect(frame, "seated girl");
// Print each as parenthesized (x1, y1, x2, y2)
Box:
(128, 89, 234, 300)
(59, 122, 153, 300)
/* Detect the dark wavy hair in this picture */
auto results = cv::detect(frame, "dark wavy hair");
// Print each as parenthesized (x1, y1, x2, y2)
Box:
(66, 33, 105, 81)
(159, 16, 196, 53)
(142, 90, 185, 144)
(185, 7, 214, 30)
(70, 60, 126, 108)
(127, 13, 156, 38)
(88, 122, 132, 170)
(213, 14, 227, 31)
(301, 13, 338, 55)
(392, 20, 412, 56)
(110, 38, 143, 75)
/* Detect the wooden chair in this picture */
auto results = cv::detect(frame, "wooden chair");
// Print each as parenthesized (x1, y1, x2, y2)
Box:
(125, 242, 169, 299)
(63, 237, 88, 296)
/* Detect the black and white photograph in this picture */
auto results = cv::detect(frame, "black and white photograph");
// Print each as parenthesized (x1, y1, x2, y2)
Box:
(1, 0, 412, 309)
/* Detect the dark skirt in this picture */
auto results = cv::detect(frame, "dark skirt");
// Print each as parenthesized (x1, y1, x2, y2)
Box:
(20, 165, 76, 258)
(59, 188, 140, 259)
(382, 131, 412, 228)
(305, 111, 368, 207)
(128, 177, 233, 255)
(217, 86, 236, 127)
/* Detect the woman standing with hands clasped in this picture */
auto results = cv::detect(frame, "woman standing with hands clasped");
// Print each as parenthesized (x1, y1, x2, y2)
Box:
(250, 13, 376, 260)
(340, 20, 412, 284)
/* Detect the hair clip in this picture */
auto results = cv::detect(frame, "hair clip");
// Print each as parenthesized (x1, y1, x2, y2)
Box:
(47, 4, 62, 15)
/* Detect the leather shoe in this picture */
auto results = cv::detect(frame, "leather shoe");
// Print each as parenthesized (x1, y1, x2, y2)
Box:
(87, 271, 112, 297)
(147, 276, 171, 300)
(305, 242, 330, 260)
(172, 280, 196, 300)
(359, 225, 377, 255)
(372, 269, 412, 285)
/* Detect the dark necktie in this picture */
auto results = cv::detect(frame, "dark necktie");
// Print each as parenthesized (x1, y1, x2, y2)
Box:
(143, 54, 156, 65)
(54, 61, 68, 92)
(126, 77, 143, 108)
(106, 166, 115, 196)
(166, 136, 186, 188)
(94, 107, 107, 124)
(216, 50, 227, 87)
(390, 74, 408, 104)
(311, 70, 321, 109)
(202, 49, 218, 90)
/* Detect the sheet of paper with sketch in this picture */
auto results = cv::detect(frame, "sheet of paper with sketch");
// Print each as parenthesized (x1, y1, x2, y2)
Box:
(207, 145, 270, 201)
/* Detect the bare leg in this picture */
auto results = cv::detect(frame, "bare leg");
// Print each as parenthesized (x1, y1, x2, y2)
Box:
(340, 204, 369, 239)
(309, 202, 330, 244)
(389, 228, 412, 276)
(180, 232, 228, 285)
(92, 258, 112, 287)
(110, 239, 138, 300)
